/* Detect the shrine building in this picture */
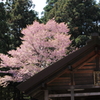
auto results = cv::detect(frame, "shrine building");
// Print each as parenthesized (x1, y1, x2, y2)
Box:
(17, 33, 100, 100)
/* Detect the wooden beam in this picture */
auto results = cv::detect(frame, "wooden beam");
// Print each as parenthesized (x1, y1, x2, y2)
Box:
(75, 92, 100, 96)
(70, 72, 75, 100)
(44, 90, 49, 100)
(49, 94, 71, 97)
(73, 55, 97, 71)
(71, 86, 74, 100)
(71, 72, 74, 85)
(95, 56, 100, 70)
(49, 92, 100, 97)
(47, 84, 100, 90)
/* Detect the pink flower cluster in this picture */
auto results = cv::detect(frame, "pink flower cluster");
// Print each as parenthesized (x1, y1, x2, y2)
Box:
(0, 19, 71, 86)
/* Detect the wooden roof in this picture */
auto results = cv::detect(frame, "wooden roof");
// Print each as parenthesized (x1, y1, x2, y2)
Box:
(17, 33, 100, 97)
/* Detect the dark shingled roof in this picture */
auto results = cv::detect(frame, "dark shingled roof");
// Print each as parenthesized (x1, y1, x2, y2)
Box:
(17, 33, 100, 96)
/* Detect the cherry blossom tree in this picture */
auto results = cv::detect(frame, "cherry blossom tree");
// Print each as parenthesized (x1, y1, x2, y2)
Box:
(0, 19, 71, 86)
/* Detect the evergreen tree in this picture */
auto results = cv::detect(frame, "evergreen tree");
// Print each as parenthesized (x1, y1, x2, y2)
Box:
(47, 0, 68, 23)
(66, 0, 100, 47)
(0, 2, 10, 54)
(5, 0, 38, 49)
(43, 0, 100, 47)
(40, 0, 58, 23)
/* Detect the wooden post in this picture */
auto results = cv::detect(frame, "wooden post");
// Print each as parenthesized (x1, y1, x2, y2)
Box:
(71, 86, 74, 100)
(71, 72, 74, 100)
(44, 90, 49, 100)
(95, 56, 99, 70)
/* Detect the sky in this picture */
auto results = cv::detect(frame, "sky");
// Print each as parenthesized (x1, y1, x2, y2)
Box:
(32, 0, 47, 18)
(0, 0, 47, 18)
(0, 0, 99, 18)
(32, 0, 99, 18)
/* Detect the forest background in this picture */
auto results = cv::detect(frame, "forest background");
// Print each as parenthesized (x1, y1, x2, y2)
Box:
(0, 0, 100, 100)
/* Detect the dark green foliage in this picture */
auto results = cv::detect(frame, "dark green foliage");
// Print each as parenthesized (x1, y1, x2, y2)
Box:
(0, 82, 32, 100)
(5, 0, 38, 49)
(65, 0, 100, 47)
(40, 0, 58, 23)
(46, 0, 68, 22)
(0, 2, 10, 54)
(0, 1, 38, 100)
(44, 0, 58, 12)
(0, 0, 38, 53)
(42, 0, 100, 47)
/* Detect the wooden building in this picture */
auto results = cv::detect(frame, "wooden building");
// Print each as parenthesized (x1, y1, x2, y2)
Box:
(17, 33, 100, 100)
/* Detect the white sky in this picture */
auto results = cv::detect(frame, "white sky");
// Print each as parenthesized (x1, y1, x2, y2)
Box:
(32, 0, 47, 18)
(32, 0, 99, 18)
(0, 0, 47, 18)
(0, 0, 99, 18)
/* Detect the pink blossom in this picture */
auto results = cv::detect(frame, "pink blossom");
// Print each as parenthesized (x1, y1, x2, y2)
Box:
(0, 19, 71, 86)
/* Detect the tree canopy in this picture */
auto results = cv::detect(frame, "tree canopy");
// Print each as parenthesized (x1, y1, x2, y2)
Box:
(40, 0, 58, 23)
(0, 19, 71, 87)
(42, 0, 100, 47)
(0, 2, 10, 54)
(2, 0, 38, 52)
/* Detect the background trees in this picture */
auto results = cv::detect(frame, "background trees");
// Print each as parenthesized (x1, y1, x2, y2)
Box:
(66, 0, 100, 47)
(0, 2, 10, 54)
(0, 19, 71, 86)
(0, 0, 100, 99)
(0, 1, 39, 99)
(0, 0, 38, 54)
(42, 0, 100, 47)
(5, 0, 38, 49)
(40, 0, 58, 23)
